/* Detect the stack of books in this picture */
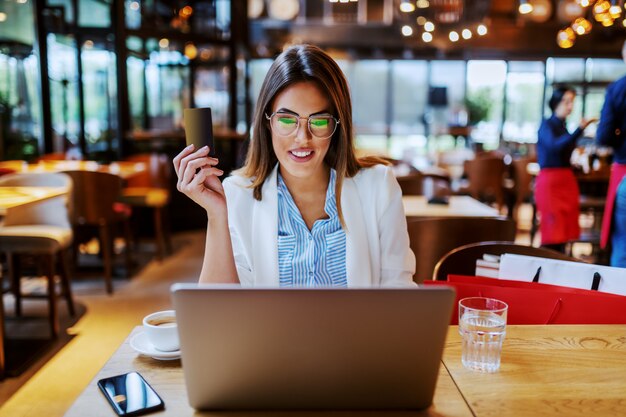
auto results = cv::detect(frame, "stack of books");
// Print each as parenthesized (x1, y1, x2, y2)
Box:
(475, 254, 501, 278)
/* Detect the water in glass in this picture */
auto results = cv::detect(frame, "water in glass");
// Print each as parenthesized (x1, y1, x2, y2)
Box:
(459, 310, 506, 373)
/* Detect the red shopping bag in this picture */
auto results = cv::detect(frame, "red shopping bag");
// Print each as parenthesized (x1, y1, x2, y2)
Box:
(423, 275, 626, 325)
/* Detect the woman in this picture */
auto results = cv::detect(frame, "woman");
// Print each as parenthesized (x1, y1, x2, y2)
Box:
(173, 44, 416, 286)
(535, 86, 595, 252)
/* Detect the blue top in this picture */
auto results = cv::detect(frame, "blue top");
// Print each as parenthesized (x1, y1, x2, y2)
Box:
(596, 74, 626, 164)
(277, 168, 347, 287)
(537, 114, 583, 169)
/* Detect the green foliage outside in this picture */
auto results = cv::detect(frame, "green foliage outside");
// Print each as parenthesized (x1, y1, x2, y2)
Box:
(465, 88, 492, 125)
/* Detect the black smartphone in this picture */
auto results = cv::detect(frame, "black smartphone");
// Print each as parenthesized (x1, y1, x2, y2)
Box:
(183, 107, 216, 157)
(98, 371, 165, 416)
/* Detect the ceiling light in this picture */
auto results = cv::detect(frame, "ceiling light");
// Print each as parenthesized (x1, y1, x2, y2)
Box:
(571, 17, 592, 34)
(594, 1, 611, 15)
(462, 29, 472, 39)
(556, 27, 575, 48)
(422, 32, 433, 42)
(477, 24, 488, 35)
(609, 5, 622, 17)
(519, 0, 534, 14)
(601, 16, 615, 25)
(416, 0, 430, 8)
(449, 31, 460, 41)
(400, 0, 416, 12)
(402, 25, 414, 36)
(416, 16, 427, 25)
(424, 21, 435, 31)
(184, 43, 198, 60)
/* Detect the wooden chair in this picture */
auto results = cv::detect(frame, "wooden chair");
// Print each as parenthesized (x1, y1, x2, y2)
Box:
(387, 156, 452, 197)
(119, 153, 172, 260)
(407, 217, 516, 283)
(433, 241, 583, 281)
(462, 156, 511, 213)
(64, 170, 133, 294)
(396, 173, 424, 195)
(0, 173, 75, 338)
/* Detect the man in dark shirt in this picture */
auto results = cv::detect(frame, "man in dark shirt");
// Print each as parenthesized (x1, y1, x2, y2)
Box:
(597, 40, 626, 266)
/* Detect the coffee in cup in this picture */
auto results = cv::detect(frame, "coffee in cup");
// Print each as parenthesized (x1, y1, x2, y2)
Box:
(143, 310, 180, 352)
(146, 316, 176, 327)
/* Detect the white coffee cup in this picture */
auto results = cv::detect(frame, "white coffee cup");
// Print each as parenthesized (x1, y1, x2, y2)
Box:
(143, 310, 179, 352)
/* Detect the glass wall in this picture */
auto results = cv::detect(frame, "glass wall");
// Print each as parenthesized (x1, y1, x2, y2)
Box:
(48, 34, 80, 152)
(0, 0, 40, 160)
(503, 61, 545, 143)
(546, 57, 626, 134)
(248, 55, 626, 159)
(82, 42, 118, 154)
(466, 61, 506, 148)
(0, 0, 236, 161)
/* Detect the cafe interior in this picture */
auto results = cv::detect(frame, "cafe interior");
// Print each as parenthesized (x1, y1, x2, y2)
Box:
(1, 0, 626, 415)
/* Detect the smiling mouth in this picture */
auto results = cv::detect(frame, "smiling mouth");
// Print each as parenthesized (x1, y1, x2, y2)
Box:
(290, 150, 313, 158)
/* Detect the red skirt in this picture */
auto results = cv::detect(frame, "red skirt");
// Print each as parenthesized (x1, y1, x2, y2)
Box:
(600, 163, 626, 248)
(535, 168, 580, 245)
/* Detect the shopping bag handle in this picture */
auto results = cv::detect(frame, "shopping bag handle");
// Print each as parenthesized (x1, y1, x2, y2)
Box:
(546, 298, 563, 324)
(533, 267, 601, 291)
(532, 266, 542, 283)
(591, 272, 601, 291)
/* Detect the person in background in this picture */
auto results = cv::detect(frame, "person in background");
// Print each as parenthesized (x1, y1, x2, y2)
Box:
(535, 86, 596, 252)
(595, 40, 626, 267)
(173, 44, 416, 286)
(611, 178, 626, 267)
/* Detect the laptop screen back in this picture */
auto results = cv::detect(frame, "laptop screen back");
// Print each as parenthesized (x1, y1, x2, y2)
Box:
(172, 285, 455, 410)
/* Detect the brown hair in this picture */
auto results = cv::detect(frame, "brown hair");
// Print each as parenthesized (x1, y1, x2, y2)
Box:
(237, 44, 386, 226)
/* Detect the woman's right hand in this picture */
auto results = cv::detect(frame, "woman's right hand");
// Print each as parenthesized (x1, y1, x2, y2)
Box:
(173, 145, 226, 219)
(580, 117, 598, 130)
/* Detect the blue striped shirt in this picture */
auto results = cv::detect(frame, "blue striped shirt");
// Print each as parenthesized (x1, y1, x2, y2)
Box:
(277, 169, 347, 287)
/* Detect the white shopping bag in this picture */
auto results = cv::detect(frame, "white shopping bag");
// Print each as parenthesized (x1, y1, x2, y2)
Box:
(499, 254, 626, 296)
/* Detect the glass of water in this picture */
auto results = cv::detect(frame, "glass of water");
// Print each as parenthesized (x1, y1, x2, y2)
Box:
(458, 297, 508, 373)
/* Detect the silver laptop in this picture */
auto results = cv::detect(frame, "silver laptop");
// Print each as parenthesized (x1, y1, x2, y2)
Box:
(171, 284, 455, 411)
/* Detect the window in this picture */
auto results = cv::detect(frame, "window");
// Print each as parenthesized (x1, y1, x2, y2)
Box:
(503, 61, 545, 142)
(0, 0, 40, 159)
(390, 60, 427, 135)
(48, 34, 81, 149)
(467, 60, 506, 148)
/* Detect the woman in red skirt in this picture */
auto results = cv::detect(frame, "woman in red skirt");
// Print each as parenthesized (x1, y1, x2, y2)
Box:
(536, 86, 595, 252)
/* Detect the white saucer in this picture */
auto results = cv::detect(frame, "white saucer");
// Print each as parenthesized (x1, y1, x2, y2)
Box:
(130, 331, 181, 361)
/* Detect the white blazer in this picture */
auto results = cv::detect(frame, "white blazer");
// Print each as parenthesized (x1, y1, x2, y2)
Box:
(223, 164, 416, 287)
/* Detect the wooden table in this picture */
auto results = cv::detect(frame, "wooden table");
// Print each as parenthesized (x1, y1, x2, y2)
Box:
(0, 160, 146, 180)
(67, 325, 626, 416)
(403, 196, 500, 218)
(0, 186, 66, 216)
(444, 324, 626, 417)
(65, 327, 473, 417)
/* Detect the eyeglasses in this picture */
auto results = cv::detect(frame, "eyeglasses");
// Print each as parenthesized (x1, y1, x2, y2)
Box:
(265, 112, 340, 140)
